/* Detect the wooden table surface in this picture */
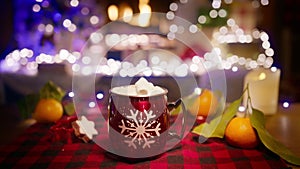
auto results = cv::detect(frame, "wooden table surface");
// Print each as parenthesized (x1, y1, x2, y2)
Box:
(265, 103, 300, 168)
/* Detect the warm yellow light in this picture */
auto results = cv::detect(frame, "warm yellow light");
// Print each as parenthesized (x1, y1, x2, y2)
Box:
(258, 72, 266, 80)
(139, 0, 150, 4)
(122, 6, 133, 22)
(108, 5, 119, 21)
(138, 4, 151, 27)
(139, 3, 151, 12)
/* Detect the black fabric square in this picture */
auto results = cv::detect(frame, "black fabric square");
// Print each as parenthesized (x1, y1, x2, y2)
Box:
(232, 156, 249, 162)
(29, 163, 49, 169)
(42, 150, 60, 156)
(168, 155, 184, 164)
(66, 162, 84, 168)
(75, 149, 90, 155)
(197, 146, 211, 152)
(99, 160, 117, 168)
(7, 150, 27, 158)
(199, 157, 216, 164)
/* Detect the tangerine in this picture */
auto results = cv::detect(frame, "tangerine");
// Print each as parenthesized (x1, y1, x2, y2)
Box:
(189, 89, 218, 117)
(225, 117, 259, 149)
(33, 98, 63, 123)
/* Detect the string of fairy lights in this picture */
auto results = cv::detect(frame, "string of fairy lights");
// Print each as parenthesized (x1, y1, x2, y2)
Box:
(0, 0, 290, 108)
(1, 0, 275, 76)
(165, 0, 274, 72)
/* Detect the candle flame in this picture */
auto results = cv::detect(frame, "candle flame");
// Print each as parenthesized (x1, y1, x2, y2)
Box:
(122, 6, 133, 22)
(139, 0, 150, 4)
(258, 72, 266, 80)
(138, 4, 151, 27)
(108, 5, 118, 21)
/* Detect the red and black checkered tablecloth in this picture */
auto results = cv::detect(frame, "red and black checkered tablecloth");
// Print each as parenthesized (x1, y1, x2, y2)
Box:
(0, 119, 289, 169)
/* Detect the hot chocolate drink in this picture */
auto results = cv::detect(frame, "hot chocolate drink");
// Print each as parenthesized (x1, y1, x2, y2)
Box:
(108, 78, 173, 159)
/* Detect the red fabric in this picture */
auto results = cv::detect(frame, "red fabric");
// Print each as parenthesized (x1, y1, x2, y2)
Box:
(0, 118, 289, 169)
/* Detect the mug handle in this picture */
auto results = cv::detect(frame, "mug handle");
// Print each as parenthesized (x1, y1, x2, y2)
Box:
(167, 99, 187, 140)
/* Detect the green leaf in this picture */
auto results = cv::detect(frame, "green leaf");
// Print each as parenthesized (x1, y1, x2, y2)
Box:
(193, 115, 222, 138)
(17, 93, 40, 119)
(192, 96, 241, 139)
(63, 102, 75, 116)
(169, 92, 198, 116)
(39, 81, 65, 101)
(209, 97, 241, 137)
(250, 109, 300, 165)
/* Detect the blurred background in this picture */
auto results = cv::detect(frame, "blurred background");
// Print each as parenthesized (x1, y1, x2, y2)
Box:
(0, 0, 300, 105)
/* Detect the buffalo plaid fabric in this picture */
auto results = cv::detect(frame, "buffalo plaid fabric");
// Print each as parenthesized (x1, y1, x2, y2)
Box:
(0, 118, 289, 169)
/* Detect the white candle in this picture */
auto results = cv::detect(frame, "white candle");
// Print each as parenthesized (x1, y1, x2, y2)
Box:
(243, 67, 281, 115)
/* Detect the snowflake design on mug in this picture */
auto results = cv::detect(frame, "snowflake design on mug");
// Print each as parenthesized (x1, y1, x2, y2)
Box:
(118, 109, 161, 149)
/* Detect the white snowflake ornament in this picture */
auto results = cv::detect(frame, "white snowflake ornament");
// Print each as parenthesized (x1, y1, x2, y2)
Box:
(72, 116, 98, 143)
(118, 109, 161, 149)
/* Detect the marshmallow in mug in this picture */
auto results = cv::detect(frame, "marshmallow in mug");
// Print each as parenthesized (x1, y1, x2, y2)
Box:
(111, 77, 165, 96)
